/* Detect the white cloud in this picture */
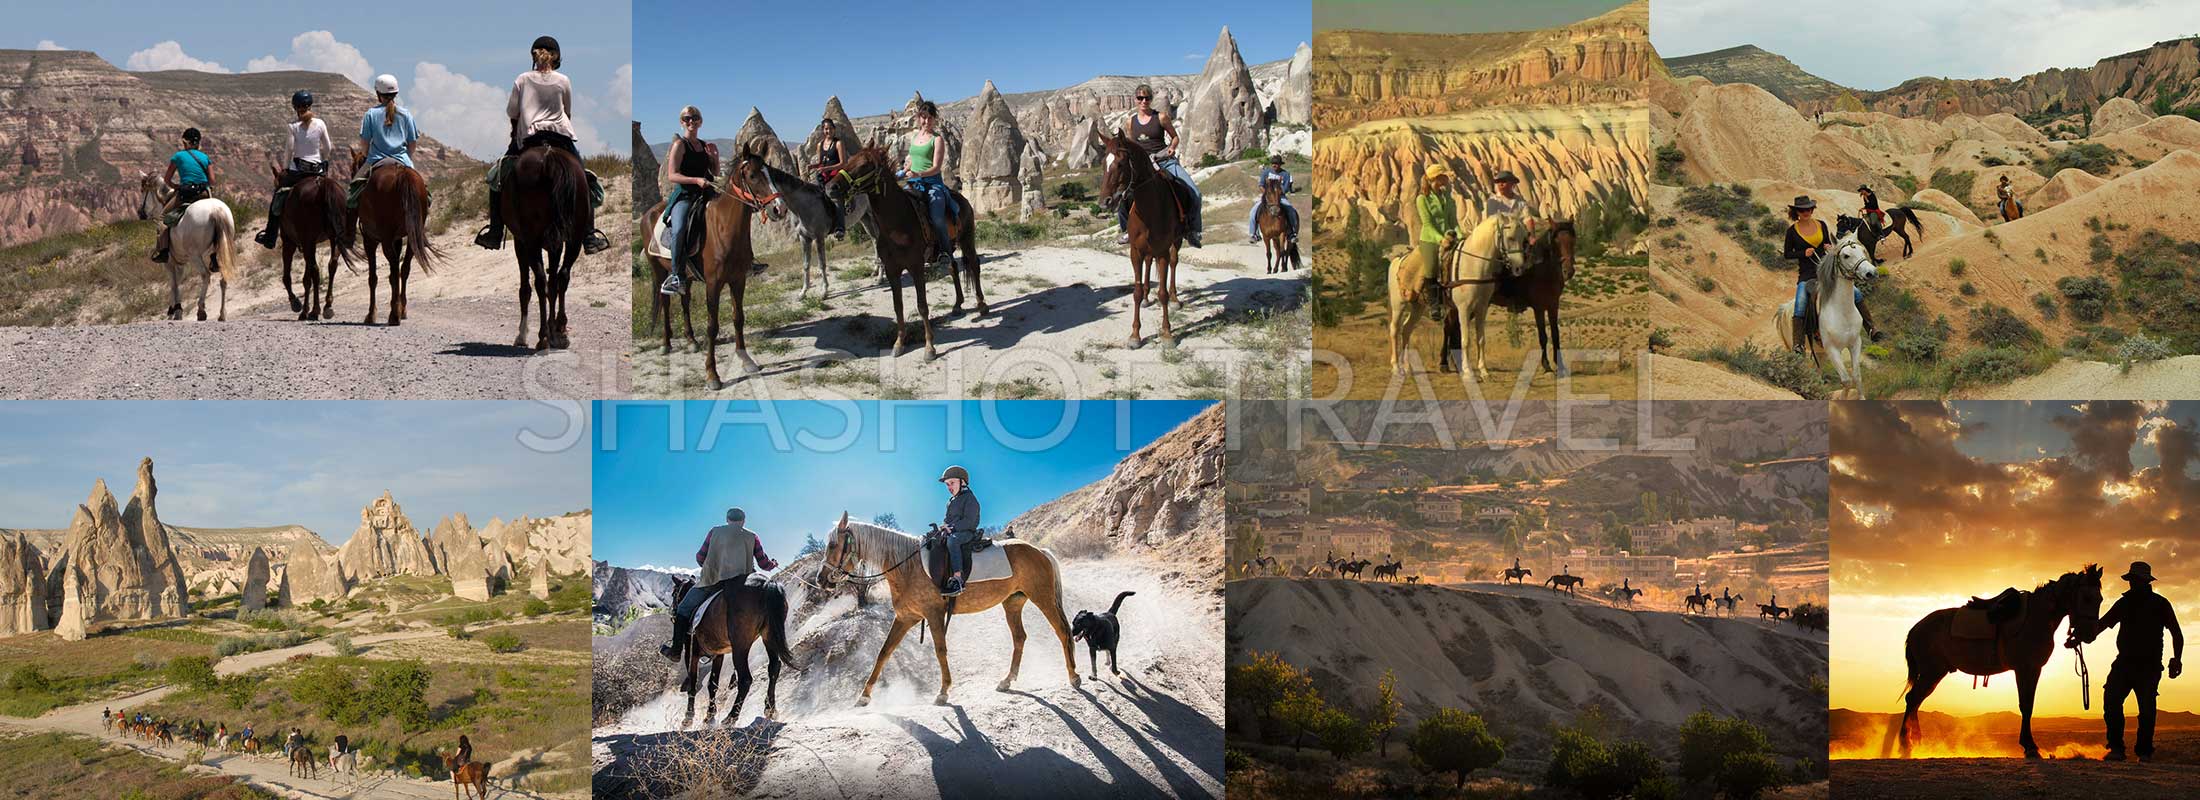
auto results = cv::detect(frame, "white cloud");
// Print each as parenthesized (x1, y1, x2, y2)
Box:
(34, 40, 65, 51)
(609, 63, 632, 119)
(125, 41, 229, 73)
(244, 30, 375, 89)
(405, 61, 510, 161)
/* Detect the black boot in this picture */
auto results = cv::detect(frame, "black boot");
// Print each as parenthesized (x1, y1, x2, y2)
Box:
(474, 191, 504, 250)
(658, 616, 689, 661)
(152, 229, 171, 263)
(1858, 302, 1882, 342)
(254, 228, 278, 249)
(1791, 315, 1808, 354)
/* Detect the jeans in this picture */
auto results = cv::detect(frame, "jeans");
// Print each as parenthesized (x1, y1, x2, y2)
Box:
(2105, 658, 2162, 755)
(1794, 280, 1861, 310)
(906, 175, 951, 250)
(944, 529, 979, 578)
(665, 196, 695, 272)
(1249, 198, 1297, 238)
(1117, 157, 1203, 237)
(672, 577, 740, 629)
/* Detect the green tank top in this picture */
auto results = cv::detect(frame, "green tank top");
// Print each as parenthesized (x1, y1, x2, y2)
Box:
(909, 136, 936, 173)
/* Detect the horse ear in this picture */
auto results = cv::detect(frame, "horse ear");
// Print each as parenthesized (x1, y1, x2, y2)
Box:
(838, 510, 849, 530)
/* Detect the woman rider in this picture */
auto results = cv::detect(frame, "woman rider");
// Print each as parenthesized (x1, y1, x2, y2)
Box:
(812, 118, 847, 238)
(254, 90, 331, 248)
(152, 127, 214, 263)
(476, 35, 612, 254)
(1246, 154, 1297, 245)
(904, 100, 954, 269)
(1414, 164, 1459, 319)
(1997, 174, 2023, 217)
(658, 106, 719, 296)
(1116, 84, 1202, 248)
(351, 74, 419, 206)
(455, 734, 473, 768)
(1783, 195, 1877, 350)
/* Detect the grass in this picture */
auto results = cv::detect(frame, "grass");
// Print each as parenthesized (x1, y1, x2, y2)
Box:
(1929, 168, 1976, 207)
(2112, 230, 2200, 353)
(0, 731, 274, 799)
(1690, 342, 1828, 399)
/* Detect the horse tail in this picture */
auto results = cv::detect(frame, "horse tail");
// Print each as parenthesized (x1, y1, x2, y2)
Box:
(402, 170, 441, 274)
(1106, 590, 1136, 616)
(544, 148, 590, 248)
(211, 207, 240, 286)
(321, 178, 356, 269)
(1903, 207, 1925, 241)
(764, 582, 797, 670)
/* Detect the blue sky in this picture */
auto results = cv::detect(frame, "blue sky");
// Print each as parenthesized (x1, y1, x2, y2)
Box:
(5, 1, 630, 158)
(633, 0, 1306, 144)
(1944, 401, 2198, 469)
(1318, 0, 1628, 34)
(1654, 0, 2200, 91)
(0, 402, 590, 544)
(592, 401, 1212, 570)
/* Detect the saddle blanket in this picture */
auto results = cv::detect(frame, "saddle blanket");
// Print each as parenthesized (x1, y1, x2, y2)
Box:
(1951, 607, 1999, 640)
(923, 542, 1014, 585)
(647, 214, 676, 260)
(690, 573, 771, 622)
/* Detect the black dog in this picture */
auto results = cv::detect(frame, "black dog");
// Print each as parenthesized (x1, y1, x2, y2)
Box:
(1070, 591, 1136, 677)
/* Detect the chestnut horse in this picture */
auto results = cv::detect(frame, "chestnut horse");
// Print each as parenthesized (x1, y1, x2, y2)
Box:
(667, 576, 796, 728)
(1257, 177, 1299, 274)
(1899, 564, 2103, 758)
(498, 143, 593, 349)
(1491, 219, 1577, 377)
(270, 164, 353, 321)
(685, 142, 786, 388)
(349, 152, 440, 325)
(1093, 131, 1181, 346)
(442, 752, 489, 800)
(817, 514, 1078, 705)
(642, 198, 701, 355)
(826, 141, 989, 359)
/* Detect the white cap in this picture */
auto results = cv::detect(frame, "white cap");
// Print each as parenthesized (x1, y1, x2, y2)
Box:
(372, 74, 400, 95)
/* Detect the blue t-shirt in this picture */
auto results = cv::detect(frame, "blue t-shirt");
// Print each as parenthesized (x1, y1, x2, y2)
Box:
(358, 106, 419, 168)
(169, 149, 210, 186)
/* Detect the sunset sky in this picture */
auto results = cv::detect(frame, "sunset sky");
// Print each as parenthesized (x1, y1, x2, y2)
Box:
(1831, 401, 2200, 716)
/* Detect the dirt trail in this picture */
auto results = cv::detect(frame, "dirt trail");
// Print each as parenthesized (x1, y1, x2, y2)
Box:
(0, 192, 632, 400)
(592, 558, 1224, 799)
(1953, 355, 2200, 399)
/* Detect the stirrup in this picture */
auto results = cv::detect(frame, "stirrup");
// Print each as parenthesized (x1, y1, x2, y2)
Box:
(474, 224, 504, 250)
(582, 229, 610, 255)
(254, 229, 279, 248)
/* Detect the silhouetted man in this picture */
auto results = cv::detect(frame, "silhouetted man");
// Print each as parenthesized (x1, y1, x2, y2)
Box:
(2091, 561, 2184, 762)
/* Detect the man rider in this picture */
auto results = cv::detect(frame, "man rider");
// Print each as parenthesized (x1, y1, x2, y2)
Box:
(1116, 84, 1202, 248)
(940, 465, 981, 596)
(2089, 561, 2184, 762)
(661, 507, 779, 660)
(1247, 154, 1298, 246)
(255, 91, 331, 248)
(152, 128, 215, 263)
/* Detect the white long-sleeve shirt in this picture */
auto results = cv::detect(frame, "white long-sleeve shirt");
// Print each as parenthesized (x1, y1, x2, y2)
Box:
(507, 70, 576, 144)
(286, 117, 331, 166)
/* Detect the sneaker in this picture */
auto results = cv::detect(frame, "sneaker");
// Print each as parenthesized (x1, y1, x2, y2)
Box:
(943, 577, 965, 597)
(151, 248, 170, 264)
(831, 225, 847, 240)
(1116, 233, 1130, 245)
(658, 642, 679, 661)
(582, 229, 611, 255)
(659, 272, 685, 296)
(253, 229, 279, 249)
(474, 225, 503, 251)
(1248, 234, 1261, 245)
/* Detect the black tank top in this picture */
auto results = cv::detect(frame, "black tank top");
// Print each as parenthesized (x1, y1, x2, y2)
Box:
(1129, 113, 1167, 155)
(675, 136, 714, 180)
(818, 139, 841, 167)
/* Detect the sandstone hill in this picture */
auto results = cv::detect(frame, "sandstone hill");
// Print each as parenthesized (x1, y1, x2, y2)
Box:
(1007, 403, 1224, 593)
(1313, 0, 1652, 129)
(1807, 36, 2200, 123)
(1662, 44, 1847, 105)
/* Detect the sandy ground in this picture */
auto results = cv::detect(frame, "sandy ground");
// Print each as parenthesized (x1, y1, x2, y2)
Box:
(592, 557, 1224, 799)
(1832, 757, 2200, 800)
(1956, 355, 2200, 399)
(0, 188, 632, 400)
(1640, 352, 1806, 399)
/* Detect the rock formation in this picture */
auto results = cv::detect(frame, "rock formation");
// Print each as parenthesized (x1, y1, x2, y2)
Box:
(336, 492, 437, 583)
(0, 532, 48, 636)
(962, 80, 1027, 216)
(525, 512, 592, 575)
(1061, 117, 1107, 169)
(733, 108, 800, 176)
(633, 120, 662, 216)
(1662, 44, 1848, 105)
(1020, 141, 1048, 215)
(530, 555, 552, 600)
(285, 544, 346, 603)
(1008, 404, 1224, 592)
(52, 460, 191, 627)
(1313, 1, 1652, 129)
(55, 571, 85, 641)
(443, 532, 494, 602)
(1791, 37, 2200, 120)
(240, 547, 271, 612)
(1178, 27, 1265, 166)
(2091, 97, 2154, 136)
(2028, 168, 2108, 212)
(425, 513, 475, 575)
(1276, 42, 1312, 125)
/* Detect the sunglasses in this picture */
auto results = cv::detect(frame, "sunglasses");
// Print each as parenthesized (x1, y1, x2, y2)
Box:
(1136, 96, 1153, 101)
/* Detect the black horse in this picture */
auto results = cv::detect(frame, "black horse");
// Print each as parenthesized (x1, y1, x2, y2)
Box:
(1843, 209, 1924, 260)
(668, 576, 796, 728)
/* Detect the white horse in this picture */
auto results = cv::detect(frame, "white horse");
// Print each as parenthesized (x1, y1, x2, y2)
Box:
(139, 171, 240, 321)
(1388, 214, 1529, 378)
(1774, 231, 1878, 398)
(759, 161, 875, 298)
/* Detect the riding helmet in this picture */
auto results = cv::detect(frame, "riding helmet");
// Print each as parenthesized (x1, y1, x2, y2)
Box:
(532, 36, 562, 69)
(291, 90, 314, 109)
(938, 465, 970, 484)
(372, 73, 400, 96)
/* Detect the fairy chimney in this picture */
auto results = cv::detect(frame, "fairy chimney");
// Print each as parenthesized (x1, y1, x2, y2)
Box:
(240, 547, 271, 612)
(56, 459, 190, 626)
(800, 96, 865, 178)
(633, 120, 663, 216)
(444, 533, 494, 602)
(1179, 26, 1265, 165)
(336, 491, 438, 583)
(732, 107, 799, 175)
(1277, 42, 1312, 126)
(285, 544, 347, 604)
(55, 570, 86, 641)
(530, 555, 552, 600)
(0, 533, 49, 636)
(963, 79, 1027, 216)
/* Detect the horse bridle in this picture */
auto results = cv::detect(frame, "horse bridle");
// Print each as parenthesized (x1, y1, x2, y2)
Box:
(819, 523, 922, 585)
(724, 156, 784, 212)
(1436, 218, 1528, 288)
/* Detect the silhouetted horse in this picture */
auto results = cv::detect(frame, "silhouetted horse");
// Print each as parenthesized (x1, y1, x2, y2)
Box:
(1899, 565, 2103, 758)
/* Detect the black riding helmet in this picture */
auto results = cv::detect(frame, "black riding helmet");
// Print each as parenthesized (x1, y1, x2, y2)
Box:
(291, 90, 314, 109)
(532, 35, 561, 69)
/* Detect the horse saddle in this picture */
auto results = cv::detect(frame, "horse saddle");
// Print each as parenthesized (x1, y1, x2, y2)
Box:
(899, 183, 967, 221)
(1954, 588, 2026, 639)
(688, 572, 771, 622)
(921, 533, 1011, 592)
(648, 195, 714, 262)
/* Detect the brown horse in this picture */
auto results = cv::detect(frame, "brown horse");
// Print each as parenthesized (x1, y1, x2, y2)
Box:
(271, 164, 354, 321)
(829, 140, 985, 315)
(1899, 564, 2103, 758)
(817, 514, 1078, 705)
(642, 198, 701, 355)
(1257, 177, 1299, 274)
(443, 752, 489, 800)
(2000, 193, 2024, 223)
(350, 152, 440, 326)
(288, 743, 317, 779)
(667, 576, 796, 728)
(684, 142, 787, 389)
(1489, 219, 1577, 377)
(499, 143, 592, 350)
(1093, 131, 1183, 346)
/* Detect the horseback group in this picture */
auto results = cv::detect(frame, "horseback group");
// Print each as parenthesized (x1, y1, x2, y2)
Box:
(1682, 583, 1747, 616)
(1899, 562, 2180, 763)
(1389, 165, 1579, 381)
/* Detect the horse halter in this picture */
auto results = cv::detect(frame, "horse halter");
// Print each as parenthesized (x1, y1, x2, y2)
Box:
(723, 159, 783, 212)
(819, 523, 921, 585)
(1438, 217, 1528, 286)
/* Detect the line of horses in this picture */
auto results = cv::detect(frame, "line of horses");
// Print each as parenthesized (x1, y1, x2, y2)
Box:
(131, 140, 592, 352)
(102, 709, 493, 794)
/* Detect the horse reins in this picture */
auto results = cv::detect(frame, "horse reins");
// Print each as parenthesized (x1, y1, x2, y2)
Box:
(1435, 230, 1527, 289)
(820, 525, 922, 585)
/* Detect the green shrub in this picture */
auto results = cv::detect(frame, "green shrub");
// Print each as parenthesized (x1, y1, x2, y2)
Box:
(328, 634, 358, 657)
(1227, 651, 1310, 733)
(1409, 708, 1505, 790)
(2033, 292, 2059, 320)
(4, 665, 51, 694)
(2117, 332, 2176, 373)
(1314, 707, 1370, 760)
(1929, 168, 1976, 203)
(1717, 752, 1786, 800)
(2057, 275, 2112, 322)
(1966, 304, 2043, 348)
(165, 655, 218, 692)
(1947, 258, 1966, 276)
(1549, 728, 1663, 800)
(1946, 347, 2042, 388)
(294, 660, 364, 725)
(2038, 142, 2122, 177)
(363, 660, 433, 733)
(2111, 231, 2200, 352)
(1052, 181, 1089, 202)
(1654, 143, 1686, 183)
(1679, 713, 1783, 799)
(483, 632, 524, 654)
(522, 598, 552, 617)
(1692, 342, 1829, 399)
(1889, 174, 1919, 194)
(2090, 233, 2114, 264)
(1958, 281, 1977, 296)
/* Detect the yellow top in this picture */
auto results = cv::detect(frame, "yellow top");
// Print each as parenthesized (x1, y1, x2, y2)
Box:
(1795, 221, 1824, 248)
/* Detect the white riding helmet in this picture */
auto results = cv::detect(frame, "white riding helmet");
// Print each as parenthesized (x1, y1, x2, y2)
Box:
(372, 74, 400, 95)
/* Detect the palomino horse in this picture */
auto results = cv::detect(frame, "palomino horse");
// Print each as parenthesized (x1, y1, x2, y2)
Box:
(137, 172, 239, 321)
(1257, 177, 1299, 273)
(827, 140, 988, 346)
(1094, 131, 1181, 346)
(349, 152, 439, 326)
(763, 157, 875, 298)
(1491, 219, 1578, 378)
(443, 752, 490, 800)
(1900, 565, 2103, 758)
(1774, 231, 1878, 397)
(817, 514, 1078, 705)
(1388, 214, 1529, 378)
(270, 164, 353, 321)
(666, 576, 795, 728)
(499, 141, 594, 349)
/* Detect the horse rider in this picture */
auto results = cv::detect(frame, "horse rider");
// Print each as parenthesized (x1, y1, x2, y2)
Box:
(1247, 154, 1298, 246)
(939, 465, 981, 596)
(658, 105, 720, 296)
(284, 727, 303, 758)
(1116, 83, 1203, 248)
(1414, 164, 1459, 318)
(254, 91, 331, 248)
(152, 127, 215, 264)
(2088, 561, 2184, 762)
(476, 36, 611, 254)
(1782, 195, 1877, 351)
(661, 506, 779, 660)
(903, 100, 956, 270)
(455, 734, 473, 768)
(1857, 184, 1885, 234)
(1996, 175, 2023, 217)
(350, 74, 419, 209)
(330, 734, 350, 768)
(1442, 169, 1537, 370)
(811, 118, 848, 238)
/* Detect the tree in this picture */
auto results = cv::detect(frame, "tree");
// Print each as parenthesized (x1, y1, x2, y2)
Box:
(166, 655, 218, 692)
(871, 513, 899, 531)
(363, 660, 433, 732)
(1408, 708, 1505, 789)
(1372, 669, 1401, 756)
(1716, 752, 1784, 800)
(1316, 707, 1371, 760)
(1548, 722, 1663, 800)
(799, 533, 824, 556)
(1679, 712, 1783, 798)
(1227, 651, 1311, 734)
(1638, 492, 1661, 524)
(1274, 685, 1326, 752)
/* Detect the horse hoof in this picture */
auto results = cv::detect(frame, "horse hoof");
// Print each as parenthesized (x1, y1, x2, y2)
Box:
(924, 346, 937, 361)
(1125, 335, 1143, 349)
(515, 336, 531, 349)
(856, 696, 871, 707)
(197, 310, 207, 322)
(706, 376, 725, 391)
(995, 679, 1012, 692)
(934, 693, 949, 706)
(289, 298, 303, 313)
(299, 311, 314, 321)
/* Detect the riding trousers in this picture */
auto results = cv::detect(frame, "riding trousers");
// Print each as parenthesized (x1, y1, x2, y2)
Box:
(905, 175, 951, 250)
(1115, 157, 1203, 236)
(1794, 279, 1862, 311)
(2104, 658, 2163, 756)
(1248, 197, 1298, 237)
(672, 576, 744, 629)
(163, 184, 209, 229)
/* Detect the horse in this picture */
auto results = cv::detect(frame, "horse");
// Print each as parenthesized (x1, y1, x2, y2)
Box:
(328, 746, 358, 780)
(1546, 574, 1584, 597)
(1388, 214, 1530, 378)
(675, 142, 785, 388)
(1685, 589, 1713, 614)
(1256, 177, 1299, 274)
(1337, 559, 1371, 579)
(1899, 564, 2104, 759)
(269, 164, 353, 321)
(666, 575, 795, 728)
(348, 151, 439, 326)
(1715, 593, 1745, 616)
(289, 744, 317, 779)
(817, 514, 1078, 705)
(1491, 219, 1578, 378)
(831, 139, 987, 332)
(1609, 585, 1644, 606)
(1371, 559, 1403, 581)
(137, 172, 239, 321)
(1772, 230, 1877, 397)
(1792, 603, 1829, 633)
(1094, 131, 1181, 347)
(242, 735, 261, 757)
(498, 140, 594, 349)
(764, 156, 875, 299)
(1758, 601, 1790, 623)
(1251, 555, 1279, 576)
(443, 752, 490, 800)
(2000, 192, 2024, 223)
(1500, 566, 1533, 585)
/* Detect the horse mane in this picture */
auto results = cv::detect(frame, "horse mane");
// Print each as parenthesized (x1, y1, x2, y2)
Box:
(2037, 563, 2102, 594)
(841, 519, 921, 566)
